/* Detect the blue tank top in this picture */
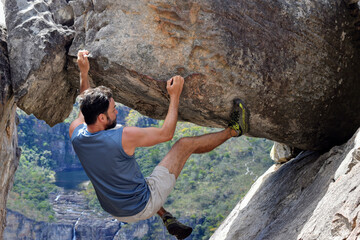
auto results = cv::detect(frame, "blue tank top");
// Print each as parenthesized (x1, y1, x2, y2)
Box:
(71, 124, 150, 217)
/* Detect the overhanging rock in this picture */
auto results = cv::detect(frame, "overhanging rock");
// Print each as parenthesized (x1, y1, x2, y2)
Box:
(5, 0, 360, 150)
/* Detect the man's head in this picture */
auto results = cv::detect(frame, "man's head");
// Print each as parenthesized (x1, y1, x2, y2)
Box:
(80, 86, 118, 130)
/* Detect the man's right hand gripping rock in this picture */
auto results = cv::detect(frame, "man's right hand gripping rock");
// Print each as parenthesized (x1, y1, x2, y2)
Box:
(166, 75, 184, 102)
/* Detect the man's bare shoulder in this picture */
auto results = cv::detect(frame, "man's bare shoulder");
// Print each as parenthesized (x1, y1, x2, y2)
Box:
(69, 118, 85, 138)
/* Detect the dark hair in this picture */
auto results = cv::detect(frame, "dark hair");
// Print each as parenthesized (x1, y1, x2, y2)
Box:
(79, 86, 113, 125)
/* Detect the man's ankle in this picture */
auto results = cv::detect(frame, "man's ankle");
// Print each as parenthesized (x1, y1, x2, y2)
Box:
(229, 128, 238, 138)
(157, 208, 167, 219)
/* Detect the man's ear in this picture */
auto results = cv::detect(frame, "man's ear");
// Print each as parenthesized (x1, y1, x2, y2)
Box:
(98, 113, 106, 123)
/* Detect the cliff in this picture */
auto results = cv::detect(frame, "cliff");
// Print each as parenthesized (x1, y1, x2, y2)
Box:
(5, 210, 73, 240)
(4, 190, 122, 240)
(212, 127, 360, 240)
(1, 0, 360, 239)
(0, 25, 20, 239)
(4, 190, 185, 240)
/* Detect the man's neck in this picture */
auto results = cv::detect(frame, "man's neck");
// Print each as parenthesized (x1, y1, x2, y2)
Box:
(87, 123, 105, 133)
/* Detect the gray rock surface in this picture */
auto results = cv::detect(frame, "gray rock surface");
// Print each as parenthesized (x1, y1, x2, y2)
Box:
(270, 142, 301, 163)
(4, 189, 181, 240)
(2, 0, 360, 239)
(4, 0, 360, 150)
(0, 26, 20, 240)
(68, 0, 360, 150)
(5, 0, 77, 126)
(211, 128, 360, 240)
(4, 191, 121, 240)
(4, 210, 74, 240)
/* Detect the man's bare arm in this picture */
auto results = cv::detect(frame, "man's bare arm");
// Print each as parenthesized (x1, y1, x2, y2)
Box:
(69, 50, 90, 138)
(122, 76, 184, 156)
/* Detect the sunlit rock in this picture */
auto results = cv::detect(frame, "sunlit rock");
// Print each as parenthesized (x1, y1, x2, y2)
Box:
(212, 128, 360, 240)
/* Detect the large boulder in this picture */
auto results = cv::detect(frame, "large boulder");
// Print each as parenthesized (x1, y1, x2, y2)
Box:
(6, 0, 360, 150)
(211, 127, 360, 240)
(0, 26, 20, 239)
(5, 0, 77, 126)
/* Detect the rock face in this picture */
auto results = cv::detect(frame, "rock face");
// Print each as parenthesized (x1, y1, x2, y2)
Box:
(211, 127, 360, 240)
(1, 0, 360, 239)
(0, 25, 20, 239)
(4, 210, 73, 240)
(4, 191, 121, 240)
(5, 0, 77, 126)
(4, 190, 181, 240)
(4, 0, 360, 150)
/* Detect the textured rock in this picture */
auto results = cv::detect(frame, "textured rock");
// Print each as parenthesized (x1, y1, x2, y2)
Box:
(211, 128, 360, 240)
(0, 26, 20, 240)
(4, 0, 77, 126)
(4, 210, 74, 240)
(68, 0, 359, 150)
(270, 142, 301, 163)
(2, 1, 360, 239)
(4, 0, 360, 150)
(5, 189, 185, 240)
(4, 190, 122, 240)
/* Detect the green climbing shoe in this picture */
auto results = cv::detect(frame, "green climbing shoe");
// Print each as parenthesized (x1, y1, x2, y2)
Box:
(228, 98, 250, 137)
(162, 212, 192, 239)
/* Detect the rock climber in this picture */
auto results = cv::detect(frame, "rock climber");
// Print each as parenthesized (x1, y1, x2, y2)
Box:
(69, 50, 249, 239)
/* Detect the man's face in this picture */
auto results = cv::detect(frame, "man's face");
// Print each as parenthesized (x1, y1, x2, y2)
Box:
(105, 98, 118, 130)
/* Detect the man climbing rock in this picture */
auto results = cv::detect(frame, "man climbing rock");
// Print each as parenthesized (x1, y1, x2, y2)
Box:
(69, 50, 249, 239)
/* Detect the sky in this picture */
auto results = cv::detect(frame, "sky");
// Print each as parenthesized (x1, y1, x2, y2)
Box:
(0, 1, 5, 26)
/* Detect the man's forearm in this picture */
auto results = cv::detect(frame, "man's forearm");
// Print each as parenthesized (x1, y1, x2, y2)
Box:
(80, 72, 90, 94)
(160, 97, 179, 140)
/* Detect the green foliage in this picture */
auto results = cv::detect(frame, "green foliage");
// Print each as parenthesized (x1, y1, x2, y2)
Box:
(125, 109, 143, 126)
(7, 146, 58, 222)
(81, 182, 103, 213)
(17, 108, 70, 170)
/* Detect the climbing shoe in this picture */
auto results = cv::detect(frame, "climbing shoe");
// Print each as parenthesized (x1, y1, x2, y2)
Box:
(228, 98, 250, 137)
(162, 212, 192, 239)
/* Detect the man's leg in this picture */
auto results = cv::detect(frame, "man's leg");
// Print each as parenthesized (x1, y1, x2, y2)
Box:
(157, 99, 249, 239)
(155, 128, 236, 239)
(158, 128, 235, 179)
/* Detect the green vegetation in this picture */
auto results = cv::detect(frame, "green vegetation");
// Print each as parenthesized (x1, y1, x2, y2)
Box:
(16, 109, 74, 170)
(7, 145, 58, 222)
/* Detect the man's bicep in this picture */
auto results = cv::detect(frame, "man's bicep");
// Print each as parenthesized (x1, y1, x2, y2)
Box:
(123, 127, 166, 148)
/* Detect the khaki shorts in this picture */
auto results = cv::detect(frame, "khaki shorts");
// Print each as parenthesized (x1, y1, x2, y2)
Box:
(114, 166, 176, 223)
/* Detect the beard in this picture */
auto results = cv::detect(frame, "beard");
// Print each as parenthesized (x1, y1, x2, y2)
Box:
(105, 116, 117, 130)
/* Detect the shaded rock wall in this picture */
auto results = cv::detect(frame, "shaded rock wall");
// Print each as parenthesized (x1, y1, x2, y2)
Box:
(4, 0, 360, 150)
(212, 127, 360, 240)
(0, 26, 20, 239)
